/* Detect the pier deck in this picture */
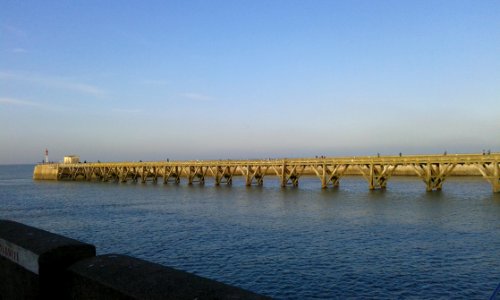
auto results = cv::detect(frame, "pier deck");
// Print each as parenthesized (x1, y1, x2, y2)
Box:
(34, 153, 500, 192)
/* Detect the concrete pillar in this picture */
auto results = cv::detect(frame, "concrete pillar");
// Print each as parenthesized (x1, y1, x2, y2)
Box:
(0, 220, 96, 299)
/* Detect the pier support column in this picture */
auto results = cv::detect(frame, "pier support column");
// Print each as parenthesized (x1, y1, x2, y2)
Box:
(119, 167, 128, 183)
(412, 163, 456, 192)
(214, 166, 233, 185)
(151, 167, 158, 183)
(311, 164, 349, 189)
(84, 167, 93, 181)
(187, 166, 205, 185)
(280, 162, 287, 187)
(244, 166, 266, 186)
(102, 167, 117, 182)
(475, 161, 500, 193)
(279, 164, 304, 187)
(223, 173, 233, 185)
(163, 166, 180, 184)
(187, 166, 194, 185)
(131, 167, 139, 183)
(321, 164, 327, 188)
(57, 166, 65, 180)
(100, 167, 109, 182)
(141, 167, 148, 183)
(69, 166, 85, 181)
(244, 166, 252, 186)
(359, 164, 398, 190)
(214, 166, 221, 185)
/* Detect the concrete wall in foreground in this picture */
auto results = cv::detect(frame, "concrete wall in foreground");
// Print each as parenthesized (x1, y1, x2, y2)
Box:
(32, 164, 58, 180)
(0, 220, 95, 298)
(0, 219, 269, 299)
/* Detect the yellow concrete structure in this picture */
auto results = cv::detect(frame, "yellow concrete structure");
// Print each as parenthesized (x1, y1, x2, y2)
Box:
(63, 155, 80, 164)
(32, 164, 59, 180)
(33, 153, 500, 192)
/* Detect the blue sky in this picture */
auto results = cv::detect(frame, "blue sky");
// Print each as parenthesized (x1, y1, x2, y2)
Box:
(1, 1, 499, 164)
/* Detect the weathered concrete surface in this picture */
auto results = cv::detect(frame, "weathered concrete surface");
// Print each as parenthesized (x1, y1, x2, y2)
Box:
(0, 219, 96, 299)
(32, 164, 58, 180)
(0, 255, 39, 299)
(68, 254, 271, 300)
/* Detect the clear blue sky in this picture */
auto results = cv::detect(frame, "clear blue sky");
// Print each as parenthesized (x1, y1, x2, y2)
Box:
(1, 0, 499, 164)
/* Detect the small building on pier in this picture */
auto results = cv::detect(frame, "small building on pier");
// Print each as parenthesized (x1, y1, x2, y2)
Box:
(63, 155, 80, 164)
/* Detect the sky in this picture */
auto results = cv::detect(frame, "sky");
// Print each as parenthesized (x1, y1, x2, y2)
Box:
(1, 0, 499, 164)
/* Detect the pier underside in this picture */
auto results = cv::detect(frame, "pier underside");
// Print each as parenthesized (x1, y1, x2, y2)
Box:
(411, 163, 457, 192)
(35, 154, 500, 193)
(359, 164, 399, 190)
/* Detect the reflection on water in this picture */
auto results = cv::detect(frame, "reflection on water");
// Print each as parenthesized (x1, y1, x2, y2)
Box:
(1, 165, 500, 299)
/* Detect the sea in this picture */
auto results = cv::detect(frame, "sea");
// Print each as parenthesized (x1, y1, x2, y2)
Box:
(1, 164, 500, 299)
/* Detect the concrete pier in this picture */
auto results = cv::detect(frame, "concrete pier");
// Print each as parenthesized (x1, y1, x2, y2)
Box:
(32, 164, 58, 180)
(33, 153, 500, 192)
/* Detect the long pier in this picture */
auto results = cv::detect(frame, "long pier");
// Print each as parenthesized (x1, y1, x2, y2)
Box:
(33, 153, 500, 192)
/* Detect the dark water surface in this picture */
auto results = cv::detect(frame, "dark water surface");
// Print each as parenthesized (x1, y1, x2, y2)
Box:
(1, 164, 500, 299)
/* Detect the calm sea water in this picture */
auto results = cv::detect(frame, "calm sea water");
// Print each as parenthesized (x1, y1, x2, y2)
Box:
(1, 164, 500, 299)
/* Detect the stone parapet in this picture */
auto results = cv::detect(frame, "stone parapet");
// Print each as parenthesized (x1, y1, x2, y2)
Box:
(0, 219, 269, 299)
(0, 220, 96, 299)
